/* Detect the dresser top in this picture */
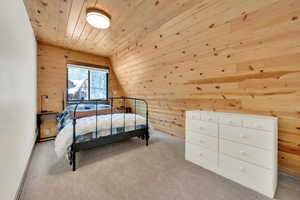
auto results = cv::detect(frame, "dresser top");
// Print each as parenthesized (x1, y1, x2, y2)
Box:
(186, 110, 277, 121)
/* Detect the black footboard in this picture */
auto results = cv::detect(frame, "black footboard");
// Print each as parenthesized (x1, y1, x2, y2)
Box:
(69, 97, 149, 171)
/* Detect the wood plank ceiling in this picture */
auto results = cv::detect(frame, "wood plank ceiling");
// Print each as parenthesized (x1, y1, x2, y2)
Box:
(24, 0, 201, 56)
(109, 0, 300, 178)
(24, 0, 300, 178)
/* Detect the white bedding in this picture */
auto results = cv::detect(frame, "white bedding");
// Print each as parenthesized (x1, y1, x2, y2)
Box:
(55, 113, 148, 158)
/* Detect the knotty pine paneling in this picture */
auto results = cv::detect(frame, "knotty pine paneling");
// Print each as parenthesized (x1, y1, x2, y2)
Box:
(24, 0, 201, 56)
(37, 43, 124, 112)
(111, 0, 300, 178)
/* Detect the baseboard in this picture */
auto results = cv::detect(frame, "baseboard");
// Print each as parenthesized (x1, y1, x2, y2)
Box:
(14, 138, 36, 200)
(279, 171, 300, 182)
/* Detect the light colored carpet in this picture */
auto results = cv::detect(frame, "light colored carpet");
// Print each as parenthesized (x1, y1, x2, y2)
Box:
(20, 131, 300, 200)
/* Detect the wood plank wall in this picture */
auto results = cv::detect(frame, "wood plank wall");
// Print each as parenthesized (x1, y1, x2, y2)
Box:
(111, 0, 300, 178)
(37, 43, 124, 112)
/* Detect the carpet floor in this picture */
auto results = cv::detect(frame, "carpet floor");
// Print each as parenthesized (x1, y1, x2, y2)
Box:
(20, 131, 300, 200)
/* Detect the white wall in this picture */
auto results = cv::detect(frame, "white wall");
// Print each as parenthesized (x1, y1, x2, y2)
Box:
(0, 1, 37, 200)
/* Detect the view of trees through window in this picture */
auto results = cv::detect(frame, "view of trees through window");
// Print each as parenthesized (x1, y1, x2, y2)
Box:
(67, 64, 108, 101)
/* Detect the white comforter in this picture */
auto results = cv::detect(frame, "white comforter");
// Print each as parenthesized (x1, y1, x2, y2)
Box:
(55, 113, 147, 158)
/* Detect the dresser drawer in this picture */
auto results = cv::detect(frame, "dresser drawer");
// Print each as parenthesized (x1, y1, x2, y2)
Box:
(220, 139, 273, 169)
(219, 115, 242, 127)
(201, 111, 219, 123)
(186, 131, 218, 151)
(220, 125, 274, 150)
(187, 143, 218, 170)
(186, 120, 218, 137)
(186, 111, 201, 120)
(243, 118, 275, 132)
(186, 119, 199, 131)
(219, 154, 274, 197)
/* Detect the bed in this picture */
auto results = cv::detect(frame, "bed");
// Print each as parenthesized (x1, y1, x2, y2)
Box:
(55, 97, 150, 171)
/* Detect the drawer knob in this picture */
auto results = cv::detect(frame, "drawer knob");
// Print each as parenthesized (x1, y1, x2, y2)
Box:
(199, 152, 203, 156)
(239, 150, 246, 155)
(239, 134, 246, 138)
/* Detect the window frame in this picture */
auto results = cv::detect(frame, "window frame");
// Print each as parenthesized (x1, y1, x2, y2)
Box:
(66, 61, 109, 103)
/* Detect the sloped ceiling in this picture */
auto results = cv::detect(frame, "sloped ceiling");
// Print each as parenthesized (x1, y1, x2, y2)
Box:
(110, 0, 300, 178)
(24, 0, 300, 178)
(24, 0, 201, 56)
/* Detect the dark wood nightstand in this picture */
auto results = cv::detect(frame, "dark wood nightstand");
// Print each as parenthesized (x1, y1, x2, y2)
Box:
(37, 112, 59, 142)
(117, 106, 132, 113)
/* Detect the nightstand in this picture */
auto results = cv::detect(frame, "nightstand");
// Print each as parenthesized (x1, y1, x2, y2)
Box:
(117, 106, 132, 113)
(37, 112, 59, 142)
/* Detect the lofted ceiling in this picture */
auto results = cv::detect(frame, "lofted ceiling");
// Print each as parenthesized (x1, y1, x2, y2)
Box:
(24, 0, 201, 56)
(24, 0, 300, 178)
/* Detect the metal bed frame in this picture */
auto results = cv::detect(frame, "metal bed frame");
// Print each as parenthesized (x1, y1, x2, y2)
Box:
(69, 97, 149, 171)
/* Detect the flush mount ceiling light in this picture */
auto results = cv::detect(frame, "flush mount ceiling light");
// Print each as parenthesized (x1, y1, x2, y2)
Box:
(86, 8, 111, 29)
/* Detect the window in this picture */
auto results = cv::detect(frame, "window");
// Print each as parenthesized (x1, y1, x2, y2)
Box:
(67, 64, 108, 101)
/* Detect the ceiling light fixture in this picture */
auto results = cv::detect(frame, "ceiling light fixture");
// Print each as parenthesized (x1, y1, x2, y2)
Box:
(86, 8, 111, 29)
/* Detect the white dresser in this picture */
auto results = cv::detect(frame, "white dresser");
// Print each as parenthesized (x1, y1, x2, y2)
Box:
(185, 111, 278, 198)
